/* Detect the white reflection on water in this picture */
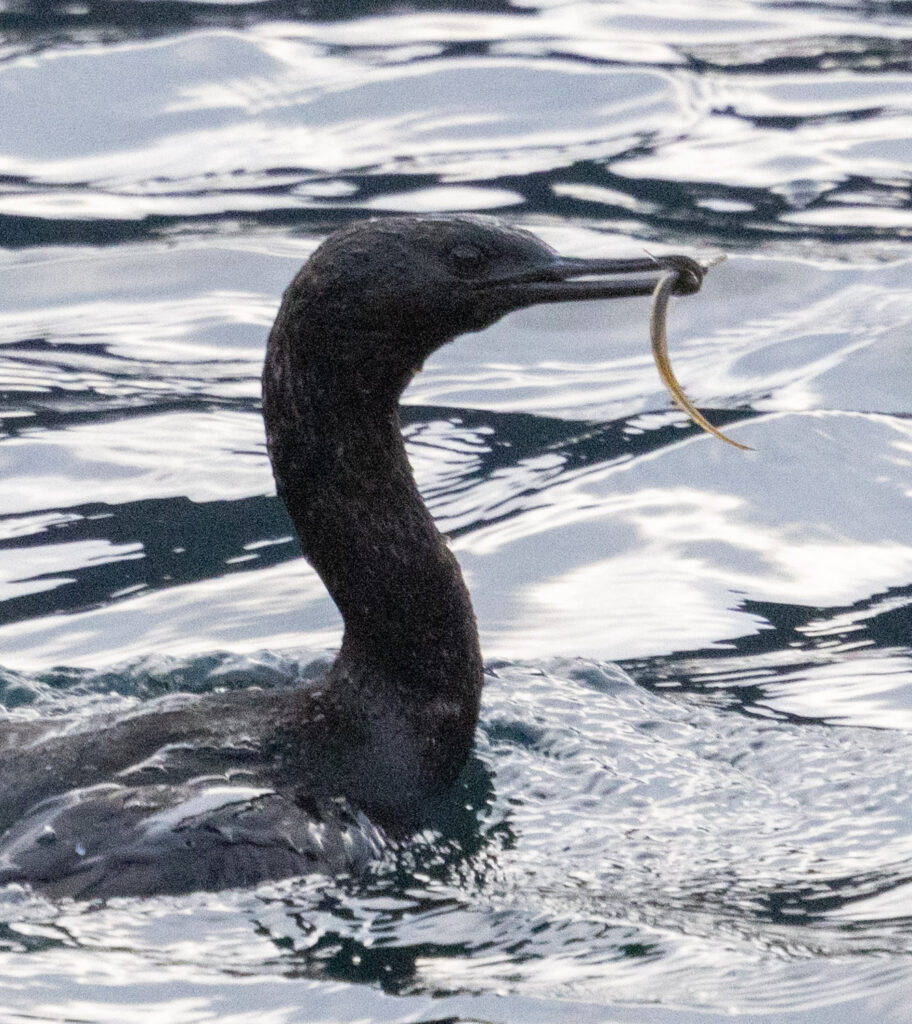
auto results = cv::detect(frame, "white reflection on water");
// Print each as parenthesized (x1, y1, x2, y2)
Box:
(458, 411, 912, 658)
(0, 411, 271, 514)
(0, 539, 143, 603)
(0, 32, 693, 215)
(0, 563, 340, 669)
(613, 112, 912, 214)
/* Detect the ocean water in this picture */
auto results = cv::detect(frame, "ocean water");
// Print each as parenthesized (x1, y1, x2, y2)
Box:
(2, 1, 912, 1021)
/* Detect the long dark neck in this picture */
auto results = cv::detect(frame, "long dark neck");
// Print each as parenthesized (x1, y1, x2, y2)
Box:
(262, 316, 483, 801)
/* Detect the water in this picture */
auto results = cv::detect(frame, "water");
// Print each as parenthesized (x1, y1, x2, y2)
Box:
(2, 0, 912, 1020)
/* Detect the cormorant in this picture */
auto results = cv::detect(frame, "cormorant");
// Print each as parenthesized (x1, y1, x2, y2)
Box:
(0, 215, 703, 898)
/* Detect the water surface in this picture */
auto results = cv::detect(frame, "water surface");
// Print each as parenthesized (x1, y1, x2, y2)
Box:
(2, 1, 912, 1021)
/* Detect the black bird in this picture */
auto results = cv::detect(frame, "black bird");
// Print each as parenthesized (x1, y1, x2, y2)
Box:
(0, 216, 703, 898)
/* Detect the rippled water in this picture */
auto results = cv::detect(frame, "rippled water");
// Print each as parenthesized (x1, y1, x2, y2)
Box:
(2, 1, 912, 1021)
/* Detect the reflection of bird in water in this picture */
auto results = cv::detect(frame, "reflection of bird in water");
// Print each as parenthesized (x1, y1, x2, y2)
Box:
(0, 216, 703, 898)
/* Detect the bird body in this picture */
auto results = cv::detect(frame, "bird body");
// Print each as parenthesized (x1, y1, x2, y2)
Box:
(0, 216, 703, 898)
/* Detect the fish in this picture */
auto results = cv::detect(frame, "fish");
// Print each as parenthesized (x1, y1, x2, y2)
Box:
(648, 255, 752, 451)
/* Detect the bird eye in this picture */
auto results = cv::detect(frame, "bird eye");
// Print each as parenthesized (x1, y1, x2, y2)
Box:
(449, 244, 486, 276)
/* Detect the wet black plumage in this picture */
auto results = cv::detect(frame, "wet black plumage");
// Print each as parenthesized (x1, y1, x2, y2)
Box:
(0, 215, 702, 898)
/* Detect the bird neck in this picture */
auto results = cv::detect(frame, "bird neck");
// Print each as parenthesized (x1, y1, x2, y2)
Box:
(262, 324, 483, 796)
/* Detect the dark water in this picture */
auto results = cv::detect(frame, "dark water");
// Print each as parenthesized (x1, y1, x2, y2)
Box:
(2, 1, 912, 1021)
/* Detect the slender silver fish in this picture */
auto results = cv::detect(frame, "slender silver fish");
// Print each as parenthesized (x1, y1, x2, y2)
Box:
(649, 260, 752, 451)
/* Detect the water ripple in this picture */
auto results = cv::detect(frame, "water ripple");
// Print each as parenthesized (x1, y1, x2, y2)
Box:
(0, 4, 910, 242)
